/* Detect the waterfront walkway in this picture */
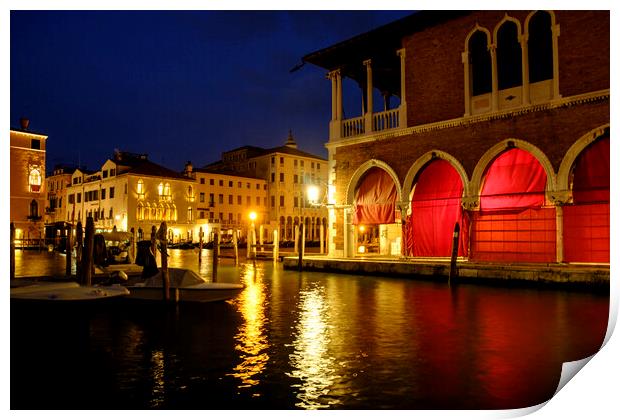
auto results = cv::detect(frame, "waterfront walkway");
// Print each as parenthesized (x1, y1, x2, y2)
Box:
(283, 255, 610, 290)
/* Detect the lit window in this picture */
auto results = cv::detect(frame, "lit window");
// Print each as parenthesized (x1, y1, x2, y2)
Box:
(164, 183, 171, 197)
(29, 167, 42, 192)
(137, 179, 144, 195)
(158, 182, 164, 196)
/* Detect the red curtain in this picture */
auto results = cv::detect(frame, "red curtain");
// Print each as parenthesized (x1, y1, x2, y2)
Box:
(353, 167, 397, 225)
(406, 160, 468, 257)
(564, 136, 610, 263)
(472, 148, 555, 263)
(572, 136, 610, 204)
(480, 148, 547, 210)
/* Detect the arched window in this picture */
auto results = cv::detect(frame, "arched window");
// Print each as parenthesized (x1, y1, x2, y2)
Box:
(528, 11, 553, 83)
(171, 204, 177, 221)
(158, 182, 164, 197)
(137, 202, 144, 220)
(137, 179, 144, 194)
(187, 185, 194, 201)
(29, 167, 42, 192)
(164, 183, 171, 198)
(187, 207, 193, 222)
(497, 21, 522, 90)
(29, 199, 39, 218)
(469, 31, 492, 96)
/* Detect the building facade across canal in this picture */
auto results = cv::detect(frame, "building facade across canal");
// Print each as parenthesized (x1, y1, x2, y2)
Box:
(303, 10, 609, 268)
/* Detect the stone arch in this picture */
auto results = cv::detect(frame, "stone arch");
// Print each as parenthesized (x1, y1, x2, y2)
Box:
(492, 14, 523, 44)
(556, 124, 610, 198)
(345, 159, 402, 206)
(469, 139, 557, 208)
(524, 10, 558, 33)
(402, 150, 470, 207)
(464, 24, 492, 51)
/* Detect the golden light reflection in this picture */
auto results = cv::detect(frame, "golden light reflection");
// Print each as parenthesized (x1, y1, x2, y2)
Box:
(229, 263, 269, 390)
(150, 349, 165, 408)
(287, 285, 340, 409)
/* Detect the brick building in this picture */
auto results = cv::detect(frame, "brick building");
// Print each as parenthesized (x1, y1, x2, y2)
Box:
(10, 119, 47, 246)
(202, 132, 328, 243)
(303, 11, 609, 263)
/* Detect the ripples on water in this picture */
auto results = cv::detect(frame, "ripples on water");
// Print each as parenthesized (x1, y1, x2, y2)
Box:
(10, 250, 609, 409)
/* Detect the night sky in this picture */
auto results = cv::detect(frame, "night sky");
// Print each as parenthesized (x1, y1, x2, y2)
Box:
(10, 10, 412, 173)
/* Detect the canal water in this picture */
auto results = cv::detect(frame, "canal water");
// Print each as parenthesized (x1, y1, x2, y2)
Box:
(11, 250, 609, 409)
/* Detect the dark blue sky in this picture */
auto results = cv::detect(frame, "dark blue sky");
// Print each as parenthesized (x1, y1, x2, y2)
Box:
(11, 10, 412, 172)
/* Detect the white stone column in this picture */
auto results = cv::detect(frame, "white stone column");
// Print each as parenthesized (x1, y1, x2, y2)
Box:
(461, 51, 471, 116)
(363, 59, 373, 133)
(489, 44, 499, 111)
(397, 48, 407, 127)
(556, 205, 564, 263)
(551, 23, 561, 99)
(328, 70, 342, 140)
(519, 34, 530, 105)
(335, 70, 343, 121)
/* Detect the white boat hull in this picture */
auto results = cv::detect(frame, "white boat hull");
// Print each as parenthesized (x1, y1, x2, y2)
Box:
(126, 283, 243, 303)
(11, 284, 130, 302)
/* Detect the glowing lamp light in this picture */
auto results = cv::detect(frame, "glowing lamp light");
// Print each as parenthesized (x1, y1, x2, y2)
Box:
(249, 211, 257, 222)
(115, 215, 121, 221)
(359, 225, 365, 233)
(306, 185, 319, 204)
(357, 245, 366, 253)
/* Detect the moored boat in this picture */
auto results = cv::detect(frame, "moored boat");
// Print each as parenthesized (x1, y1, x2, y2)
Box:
(124, 267, 244, 303)
(11, 283, 130, 302)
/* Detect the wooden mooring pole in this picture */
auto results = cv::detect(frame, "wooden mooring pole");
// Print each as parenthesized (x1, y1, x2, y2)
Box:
(65, 224, 72, 277)
(82, 217, 95, 286)
(233, 230, 239, 264)
(150, 225, 157, 264)
(10, 223, 15, 281)
(448, 222, 460, 284)
(158, 222, 170, 303)
(198, 226, 203, 265)
(130, 227, 136, 264)
(297, 223, 304, 272)
(273, 229, 279, 264)
(320, 223, 325, 254)
(212, 232, 219, 282)
(76, 221, 83, 283)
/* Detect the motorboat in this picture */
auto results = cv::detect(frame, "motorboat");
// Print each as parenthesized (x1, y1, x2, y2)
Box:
(11, 282, 130, 302)
(123, 267, 244, 303)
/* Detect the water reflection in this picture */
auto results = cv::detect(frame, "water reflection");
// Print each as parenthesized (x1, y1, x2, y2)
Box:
(229, 263, 270, 391)
(287, 282, 340, 409)
(150, 349, 165, 407)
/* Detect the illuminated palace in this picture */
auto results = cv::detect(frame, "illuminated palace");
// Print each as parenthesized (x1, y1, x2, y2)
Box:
(303, 10, 609, 264)
(202, 131, 329, 243)
(65, 151, 196, 242)
(10, 119, 47, 244)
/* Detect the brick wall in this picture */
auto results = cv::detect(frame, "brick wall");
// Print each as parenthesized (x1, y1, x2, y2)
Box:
(405, 10, 609, 126)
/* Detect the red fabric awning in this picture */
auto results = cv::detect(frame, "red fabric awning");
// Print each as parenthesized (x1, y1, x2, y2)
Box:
(480, 148, 547, 211)
(407, 159, 468, 256)
(353, 167, 397, 225)
(572, 136, 610, 204)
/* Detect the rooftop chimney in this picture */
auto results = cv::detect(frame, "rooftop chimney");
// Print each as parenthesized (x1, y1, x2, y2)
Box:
(20, 117, 30, 131)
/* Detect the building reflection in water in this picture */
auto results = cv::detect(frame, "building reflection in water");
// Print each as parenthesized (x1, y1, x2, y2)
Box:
(229, 263, 270, 391)
(287, 283, 340, 409)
